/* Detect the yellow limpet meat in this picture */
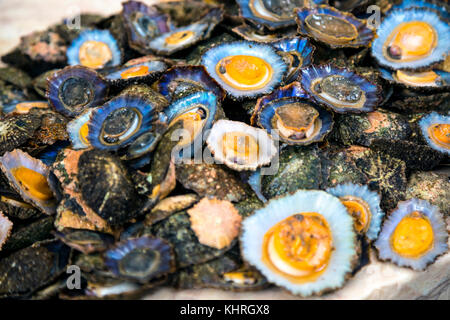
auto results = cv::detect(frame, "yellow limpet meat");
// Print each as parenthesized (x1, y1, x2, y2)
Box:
(120, 65, 150, 79)
(11, 167, 53, 201)
(79, 40, 113, 69)
(428, 123, 450, 149)
(216, 55, 273, 90)
(79, 122, 90, 146)
(171, 110, 206, 147)
(390, 211, 434, 258)
(15, 102, 48, 114)
(1, 195, 34, 209)
(262, 213, 333, 283)
(223, 270, 257, 285)
(340, 196, 371, 233)
(385, 21, 437, 62)
(395, 70, 440, 86)
(222, 131, 260, 164)
(165, 30, 195, 45)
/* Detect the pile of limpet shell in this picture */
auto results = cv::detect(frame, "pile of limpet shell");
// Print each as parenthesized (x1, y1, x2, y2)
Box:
(0, 0, 448, 299)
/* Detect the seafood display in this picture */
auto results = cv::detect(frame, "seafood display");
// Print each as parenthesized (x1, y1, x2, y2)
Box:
(0, 0, 448, 300)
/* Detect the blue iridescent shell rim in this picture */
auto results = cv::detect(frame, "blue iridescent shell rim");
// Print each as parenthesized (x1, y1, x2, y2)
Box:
(122, 0, 172, 54)
(87, 94, 163, 151)
(299, 64, 381, 113)
(390, 0, 450, 21)
(164, 91, 218, 159)
(251, 81, 309, 125)
(157, 66, 225, 102)
(201, 41, 288, 99)
(270, 37, 315, 67)
(419, 112, 450, 155)
(257, 97, 334, 145)
(379, 67, 450, 92)
(46, 66, 109, 118)
(374, 198, 448, 271)
(295, 5, 374, 48)
(237, 0, 328, 30)
(67, 109, 94, 150)
(371, 8, 450, 71)
(105, 236, 174, 282)
(66, 29, 122, 68)
(326, 183, 385, 241)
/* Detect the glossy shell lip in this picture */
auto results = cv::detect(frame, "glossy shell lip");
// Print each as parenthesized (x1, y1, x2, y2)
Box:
(86, 94, 164, 151)
(157, 66, 226, 102)
(121, 0, 172, 55)
(299, 64, 382, 113)
(295, 5, 374, 48)
(105, 60, 168, 81)
(390, 0, 450, 21)
(237, 0, 326, 30)
(419, 112, 450, 155)
(371, 8, 450, 71)
(66, 29, 122, 69)
(201, 41, 288, 99)
(379, 67, 450, 92)
(231, 24, 296, 43)
(147, 7, 223, 56)
(240, 189, 357, 296)
(257, 97, 334, 145)
(206, 119, 278, 171)
(104, 236, 175, 283)
(164, 91, 218, 159)
(67, 108, 94, 149)
(0, 149, 56, 215)
(46, 66, 109, 118)
(374, 199, 448, 270)
(326, 183, 385, 241)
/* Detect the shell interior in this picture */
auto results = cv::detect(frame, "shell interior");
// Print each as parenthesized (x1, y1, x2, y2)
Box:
(67, 109, 94, 149)
(241, 190, 357, 296)
(419, 112, 450, 155)
(67, 29, 122, 69)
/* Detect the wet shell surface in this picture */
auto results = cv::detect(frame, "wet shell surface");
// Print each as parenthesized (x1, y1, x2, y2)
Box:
(46, 66, 109, 118)
(374, 199, 448, 270)
(300, 64, 381, 113)
(419, 112, 449, 155)
(201, 41, 287, 99)
(67, 29, 122, 69)
(295, 5, 374, 48)
(0, 149, 56, 215)
(67, 109, 94, 150)
(379, 68, 450, 90)
(241, 190, 357, 296)
(206, 119, 278, 171)
(327, 183, 385, 240)
(371, 8, 450, 70)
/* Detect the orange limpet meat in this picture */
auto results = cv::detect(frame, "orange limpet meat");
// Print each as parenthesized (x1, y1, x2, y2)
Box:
(429, 123, 450, 149)
(395, 70, 439, 86)
(79, 40, 113, 69)
(165, 30, 195, 45)
(11, 167, 53, 201)
(15, 102, 48, 114)
(0, 212, 13, 251)
(216, 55, 273, 90)
(222, 131, 260, 163)
(187, 197, 242, 250)
(390, 211, 434, 258)
(387, 21, 437, 60)
(340, 196, 371, 233)
(120, 65, 150, 79)
(262, 212, 333, 283)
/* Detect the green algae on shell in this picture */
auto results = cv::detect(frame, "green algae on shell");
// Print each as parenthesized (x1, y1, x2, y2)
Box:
(261, 145, 324, 199)
(405, 171, 450, 216)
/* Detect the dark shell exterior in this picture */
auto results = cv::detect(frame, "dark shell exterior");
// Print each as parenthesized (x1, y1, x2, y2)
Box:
(54, 229, 115, 254)
(0, 112, 42, 155)
(0, 191, 42, 220)
(152, 211, 235, 268)
(0, 240, 71, 299)
(175, 161, 248, 203)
